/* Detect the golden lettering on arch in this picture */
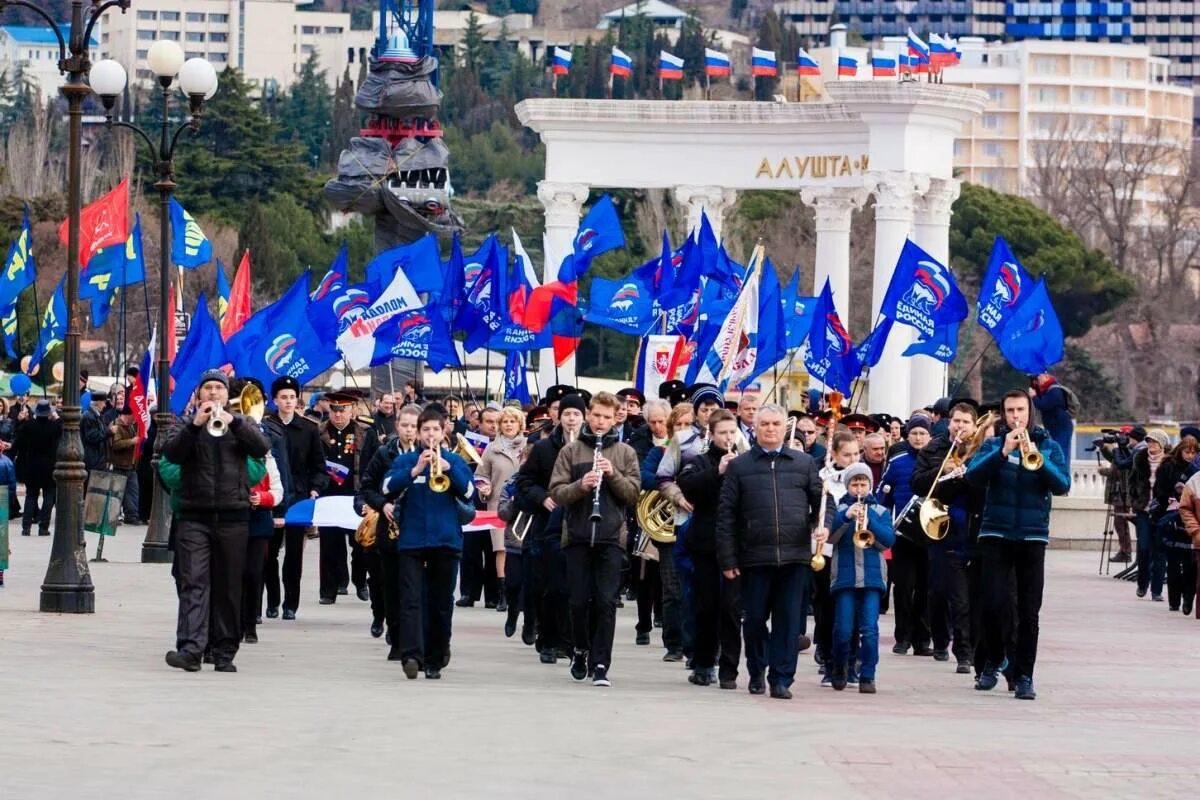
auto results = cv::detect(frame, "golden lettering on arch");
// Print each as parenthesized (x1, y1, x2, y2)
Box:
(753, 153, 871, 181)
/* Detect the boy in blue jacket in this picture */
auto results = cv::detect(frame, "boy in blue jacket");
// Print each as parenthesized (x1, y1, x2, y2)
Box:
(382, 405, 476, 680)
(828, 463, 896, 694)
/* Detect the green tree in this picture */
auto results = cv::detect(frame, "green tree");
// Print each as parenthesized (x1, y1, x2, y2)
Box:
(754, 11, 785, 100)
(276, 52, 333, 168)
(322, 67, 358, 168)
(238, 195, 337, 295)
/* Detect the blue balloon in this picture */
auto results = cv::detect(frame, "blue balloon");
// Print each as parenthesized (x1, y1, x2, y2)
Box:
(10, 373, 32, 395)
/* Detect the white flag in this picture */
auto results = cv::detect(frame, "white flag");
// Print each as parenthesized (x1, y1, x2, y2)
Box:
(336, 267, 422, 369)
(696, 249, 762, 390)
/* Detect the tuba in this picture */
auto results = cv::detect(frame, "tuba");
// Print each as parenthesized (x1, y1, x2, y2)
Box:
(637, 490, 676, 543)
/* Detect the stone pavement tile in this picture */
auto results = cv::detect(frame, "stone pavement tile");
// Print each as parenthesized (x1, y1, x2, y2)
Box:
(2, 532, 1199, 799)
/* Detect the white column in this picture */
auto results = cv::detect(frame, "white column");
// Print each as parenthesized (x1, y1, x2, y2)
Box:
(910, 177, 961, 410)
(799, 186, 867, 320)
(672, 185, 738, 241)
(535, 180, 590, 393)
(864, 170, 930, 416)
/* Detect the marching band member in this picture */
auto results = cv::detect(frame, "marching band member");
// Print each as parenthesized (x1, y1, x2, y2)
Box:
(381, 405, 476, 679)
(162, 369, 270, 673)
(965, 389, 1070, 700)
(514, 391, 587, 663)
(911, 402, 983, 674)
(813, 430, 859, 684)
(549, 392, 640, 688)
(317, 391, 376, 605)
(828, 463, 895, 693)
(716, 403, 825, 700)
(677, 408, 741, 688)
(628, 399, 672, 639)
(880, 417, 934, 657)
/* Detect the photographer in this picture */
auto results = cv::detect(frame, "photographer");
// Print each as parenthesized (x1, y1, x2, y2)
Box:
(1095, 426, 1139, 563)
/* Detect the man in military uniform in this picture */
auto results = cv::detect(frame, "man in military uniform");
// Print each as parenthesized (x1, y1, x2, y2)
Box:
(263, 376, 328, 619)
(318, 391, 376, 604)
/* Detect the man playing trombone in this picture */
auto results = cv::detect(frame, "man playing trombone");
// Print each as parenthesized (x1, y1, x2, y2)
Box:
(965, 389, 1070, 701)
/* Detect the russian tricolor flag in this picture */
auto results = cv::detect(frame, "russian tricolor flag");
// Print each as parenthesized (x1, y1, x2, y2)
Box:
(906, 28, 930, 62)
(610, 46, 632, 77)
(704, 48, 730, 77)
(796, 47, 820, 76)
(659, 51, 684, 80)
(929, 33, 959, 67)
(751, 47, 777, 77)
(837, 55, 858, 77)
(551, 46, 572, 76)
(871, 53, 897, 77)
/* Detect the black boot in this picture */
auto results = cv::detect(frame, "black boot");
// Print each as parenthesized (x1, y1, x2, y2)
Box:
(496, 578, 508, 613)
(504, 605, 519, 638)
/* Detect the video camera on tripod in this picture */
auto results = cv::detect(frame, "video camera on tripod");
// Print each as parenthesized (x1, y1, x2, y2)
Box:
(1086, 428, 1131, 452)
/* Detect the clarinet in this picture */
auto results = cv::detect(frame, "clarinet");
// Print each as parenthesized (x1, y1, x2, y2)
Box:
(589, 437, 604, 522)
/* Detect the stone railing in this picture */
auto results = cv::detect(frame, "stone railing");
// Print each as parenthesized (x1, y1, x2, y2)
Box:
(1068, 461, 1107, 500)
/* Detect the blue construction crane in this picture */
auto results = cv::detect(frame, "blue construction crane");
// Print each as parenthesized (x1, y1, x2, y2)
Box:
(376, 0, 435, 73)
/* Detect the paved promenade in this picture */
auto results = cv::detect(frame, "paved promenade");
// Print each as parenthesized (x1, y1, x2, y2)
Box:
(2, 529, 1198, 799)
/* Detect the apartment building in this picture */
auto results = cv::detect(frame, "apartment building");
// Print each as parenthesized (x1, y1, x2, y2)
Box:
(0, 24, 100, 101)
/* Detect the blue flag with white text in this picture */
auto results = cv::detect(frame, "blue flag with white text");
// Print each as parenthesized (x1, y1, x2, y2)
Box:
(802, 279, 859, 395)
(504, 351, 531, 403)
(365, 234, 443, 298)
(854, 316, 895, 370)
(880, 239, 967, 339)
(0, 205, 36, 310)
(311, 245, 347, 302)
(977, 236, 1034, 338)
(228, 273, 340, 387)
(556, 194, 625, 282)
(369, 305, 460, 372)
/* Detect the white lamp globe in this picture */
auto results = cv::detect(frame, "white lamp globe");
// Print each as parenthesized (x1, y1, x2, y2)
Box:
(88, 59, 127, 96)
(178, 57, 218, 98)
(146, 40, 185, 78)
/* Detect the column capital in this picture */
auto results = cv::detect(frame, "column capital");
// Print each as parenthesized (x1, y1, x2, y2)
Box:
(536, 181, 590, 228)
(914, 177, 962, 225)
(672, 184, 738, 211)
(865, 170, 930, 221)
(800, 186, 868, 230)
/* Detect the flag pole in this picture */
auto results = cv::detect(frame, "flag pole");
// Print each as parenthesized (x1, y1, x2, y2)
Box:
(29, 278, 46, 398)
(948, 339, 993, 399)
(763, 347, 800, 404)
(529, 352, 541, 400)
(715, 241, 765, 386)
(484, 347, 492, 403)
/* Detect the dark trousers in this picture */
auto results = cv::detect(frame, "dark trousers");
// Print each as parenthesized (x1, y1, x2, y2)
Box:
(1164, 541, 1197, 609)
(891, 536, 930, 647)
(21, 481, 55, 533)
(391, 548, 459, 668)
(112, 467, 140, 521)
(176, 518, 248, 662)
(635, 557, 662, 635)
(504, 550, 532, 622)
(1135, 511, 1165, 596)
(265, 525, 307, 612)
(365, 548, 385, 624)
(319, 526, 354, 599)
(808, 558, 832, 653)
(242, 537, 269, 638)
(690, 552, 721, 671)
(534, 536, 568, 654)
(740, 563, 809, 689)
(718, 572, 742, 683)
(832, 588, 882, 680)
(980, 538, 1045, 680)
(657, 542, 684, 653)
(927, 544, 971, 660)
(1112, 504, 1133, 555)
(459, 530, 498, 604)
(564, 543, 622, 669)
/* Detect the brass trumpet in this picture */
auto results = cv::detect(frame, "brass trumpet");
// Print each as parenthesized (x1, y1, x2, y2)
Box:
(428, 445, 451, 493)
(852, 494, 875, 549)
(1016, 429, 1043, 471)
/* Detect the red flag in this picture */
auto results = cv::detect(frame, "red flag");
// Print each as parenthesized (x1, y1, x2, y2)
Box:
(523, 280, 578, 332)
(166, 284, 177, 362)
(59, 177, 128, 270)
(128, 372, 150, 460)
(222, 250, 253, 339)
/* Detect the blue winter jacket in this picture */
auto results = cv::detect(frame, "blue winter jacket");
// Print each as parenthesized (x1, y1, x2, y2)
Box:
(879, 445, 918, 515)
(641, 445, 665, 491)
(828, 492, 896, 592)
(383, 448, 476, 553)
(965, 426, 1071, 544)
(1033, 385, 1074, 460)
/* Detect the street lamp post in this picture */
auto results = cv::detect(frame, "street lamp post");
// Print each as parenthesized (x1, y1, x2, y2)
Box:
(0, 0, 132, 613)
(89, 43, 218, 564)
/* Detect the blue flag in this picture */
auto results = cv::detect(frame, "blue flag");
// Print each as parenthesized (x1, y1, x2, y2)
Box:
(227, 272, 340, 387)
(169, 293, 228, 414)
(365, 234, 443, 297)
(740, 258, 786, 387)
(369, 305, 461, 372)
(556, 194, 625, 282)
(311, 245, 347, 301)
(2, 305, 17, 359)
(903, 320, 960, 363)
(802, 278, 859, 395)
(683, 277, 738, 384)
(215, 259, 232, 325)
(783, 269, 817, 350)
(996, 277, 1064, 374)
(28, 276, 66, 374)
(438, 233, 466, 325)
(118, 214, 147, 287)
(880, 239, 968, 339)
(307, 281, 375, 347)
(0, 205, 36, 310)
(585, 273, 656, 335)
(504, 351, 531, 404)
(455, 235, 506, 353)
(977, 236, 1034, 338)
(169, 198, 213, 269)
(854, 316, 895, 369)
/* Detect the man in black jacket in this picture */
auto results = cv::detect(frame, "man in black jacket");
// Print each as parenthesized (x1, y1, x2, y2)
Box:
(14, 399, 61, 537)
(81, 391, 110, 475)
(678, 409, 742, 689)
(164, 369, 270, 673)
(262, 376, 329, 620)
(514, 392, 586, 663)
(716, 403, 825, 700)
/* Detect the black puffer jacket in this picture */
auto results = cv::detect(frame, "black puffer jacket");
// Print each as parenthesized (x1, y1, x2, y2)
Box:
(162, 415, 271, 520)
(514, 424, 570, 541)
(676, 444, 732, 554)
(354, 436, 408, 542)
(716, 446, 823, 571)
